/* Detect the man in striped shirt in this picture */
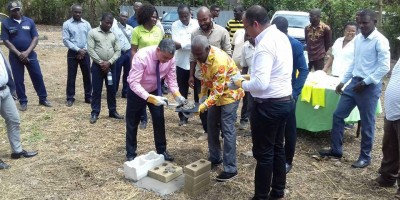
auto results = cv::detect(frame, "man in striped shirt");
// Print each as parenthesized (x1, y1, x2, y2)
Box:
(375, 59, 400, 194)
(225, 5, 245, 40)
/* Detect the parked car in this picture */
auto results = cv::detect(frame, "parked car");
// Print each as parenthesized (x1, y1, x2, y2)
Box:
(161, 11, 179, 38)
(271, 11, 309, 45)
(271, 10, 310, 63)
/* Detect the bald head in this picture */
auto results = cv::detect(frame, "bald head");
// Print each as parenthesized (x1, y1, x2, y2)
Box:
(134, 2, 142, 13)
(197, 6, 213, 32)
(197, 6, 211, 18)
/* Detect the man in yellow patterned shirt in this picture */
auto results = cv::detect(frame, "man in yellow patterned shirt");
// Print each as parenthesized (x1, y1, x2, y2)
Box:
(191, 35, 244, 182)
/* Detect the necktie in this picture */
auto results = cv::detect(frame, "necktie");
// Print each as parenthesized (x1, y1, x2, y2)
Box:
(156, 61, 162, 96)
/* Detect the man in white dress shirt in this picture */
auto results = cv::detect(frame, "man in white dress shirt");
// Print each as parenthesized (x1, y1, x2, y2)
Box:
(231, 5, 293, 199)
(0, 49, 37, 170)
(171, 4, 199, 126)
(113, 11, 134, 98)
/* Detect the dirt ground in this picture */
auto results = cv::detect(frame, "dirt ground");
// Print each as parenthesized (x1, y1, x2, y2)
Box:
(0, 25, 397, 200)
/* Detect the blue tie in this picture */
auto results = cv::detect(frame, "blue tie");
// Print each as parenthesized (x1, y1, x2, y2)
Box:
(156, 61, 161, 96)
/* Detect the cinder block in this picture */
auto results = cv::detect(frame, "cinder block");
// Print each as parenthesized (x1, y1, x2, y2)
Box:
(184, 178, 210, 196)
(185, 171, 210, 186)
(184, 159, 211, 177)
(184, 175, 210, 191)
(124, 151, 165, 181)
(148, 162, 183, 183)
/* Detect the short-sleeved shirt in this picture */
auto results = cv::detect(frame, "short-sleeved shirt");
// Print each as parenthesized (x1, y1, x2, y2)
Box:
(225, 19, 244, 39)
(1, 16, 39, 51)
(305, 22, 331, 61)
(131, 25, 163, 49)
(331, 37, 355, 78)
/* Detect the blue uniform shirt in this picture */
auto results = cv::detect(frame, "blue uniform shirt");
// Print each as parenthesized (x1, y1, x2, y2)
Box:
(127, 15, 139, 28)
(1, 16, 39, 51)
(289, 36, 309, 99)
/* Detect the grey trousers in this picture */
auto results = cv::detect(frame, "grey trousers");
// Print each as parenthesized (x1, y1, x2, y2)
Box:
(0, 86, 22, 153)
(207, 101, 239, 173)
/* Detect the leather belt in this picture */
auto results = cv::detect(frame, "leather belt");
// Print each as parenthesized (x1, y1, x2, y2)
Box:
(0, 85, 6, 91)
(353, 76, 364, 81)
(254, 95, 292, 103)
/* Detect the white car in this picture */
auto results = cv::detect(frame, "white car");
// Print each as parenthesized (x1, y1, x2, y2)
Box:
(271, 11, 310, 63)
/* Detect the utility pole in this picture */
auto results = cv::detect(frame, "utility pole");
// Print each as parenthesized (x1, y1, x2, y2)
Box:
(377, 0, 383, 30)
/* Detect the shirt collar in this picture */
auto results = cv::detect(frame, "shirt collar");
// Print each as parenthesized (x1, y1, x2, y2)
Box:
(97, 27, 111, 33)
(364, 28, 378, 40)
(204, 46, 216, 66)
(255, 24, 276, 46)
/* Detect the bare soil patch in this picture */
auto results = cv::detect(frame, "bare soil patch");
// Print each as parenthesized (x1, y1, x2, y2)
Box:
(0, 25, 395, 199)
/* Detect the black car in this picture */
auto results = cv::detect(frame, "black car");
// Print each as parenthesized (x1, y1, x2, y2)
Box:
(161, 11, 179, 38)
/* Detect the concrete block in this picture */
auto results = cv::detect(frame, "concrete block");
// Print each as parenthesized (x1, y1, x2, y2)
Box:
(184, 177, 210, 196)
(148, 162, 183, 183)
(184, 159, 211, 177)
(185, 170, 210, 186)
(184, 175, 210, 191)
(134, 175, 184, 196)
(124, 151, 165, 181)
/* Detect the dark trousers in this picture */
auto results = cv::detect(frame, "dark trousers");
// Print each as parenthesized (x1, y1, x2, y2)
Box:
(251, 98, 293, 199)
(194, 77, 207, 132)
(379, 118, 400, 185)
(176, 67, 190, 121)
(284, 98, 298, 165)
(308, 57, 324, 72)
(115, 49, 131, 97)
(240, 91, 250, 123)
(9, 51, 47, 105)
(125, 88, 166, 158)
(331, 77, 381, 161)
(66, 50, 92, 101)
(90, 62, 117, 115)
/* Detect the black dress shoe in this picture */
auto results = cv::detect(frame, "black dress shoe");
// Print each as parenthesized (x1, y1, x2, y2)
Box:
(318, 149, 342, 158)
(0, 159, 10, 169)
(375, 176, 396, 187)
(66, 100, 74, 107)
(90, 114, 98, 124)
(161, 151, 174, 161)
(285, 163, 292, 174)
(126, 157, 135, 161)
(19, 103, 27, 111)
(85, 98, 92, 104)
(39, 100, 52, 107)
(109, 112, 124, 119)
(351, 159, 370, 168)
(11, 150, 38, 159)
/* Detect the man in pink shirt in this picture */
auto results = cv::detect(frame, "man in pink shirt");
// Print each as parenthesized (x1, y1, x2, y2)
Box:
(125, 39, 186, 162)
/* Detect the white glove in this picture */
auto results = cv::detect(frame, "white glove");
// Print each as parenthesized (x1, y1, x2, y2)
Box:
(228, 80, 239, 90)
(147, 95, 168, 106)
(175, 95, 187, 106)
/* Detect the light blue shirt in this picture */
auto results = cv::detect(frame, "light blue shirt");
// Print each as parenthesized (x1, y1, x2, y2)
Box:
(341, 29, 390, 85)
(62, 18, 92, 52)
(384, 59, 400, 121)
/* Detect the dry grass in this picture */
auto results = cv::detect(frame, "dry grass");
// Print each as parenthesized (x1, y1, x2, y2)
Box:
(0, 25, 396, 200)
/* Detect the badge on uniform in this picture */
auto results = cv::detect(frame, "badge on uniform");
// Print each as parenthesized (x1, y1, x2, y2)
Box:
(8, 27, 17, 34)
(22, 26, 30, 30)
